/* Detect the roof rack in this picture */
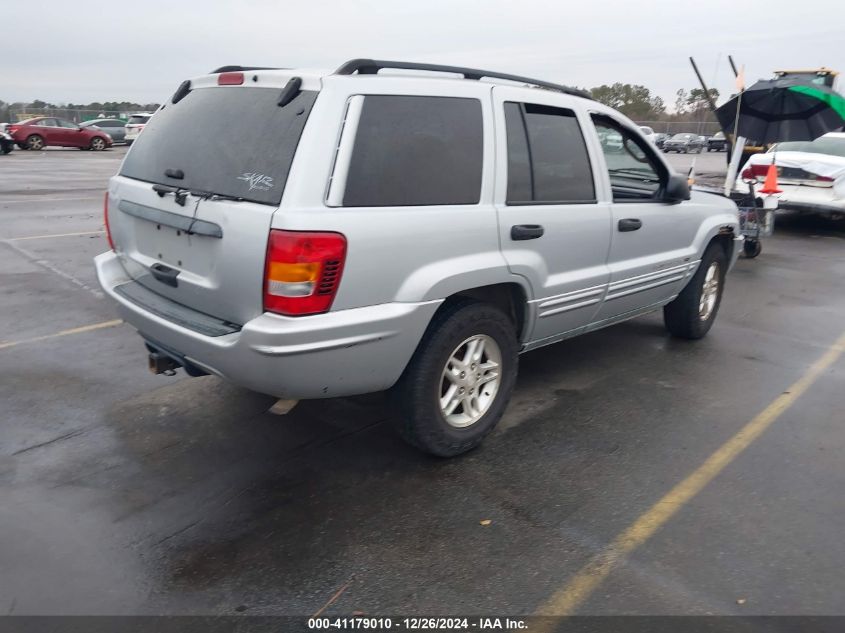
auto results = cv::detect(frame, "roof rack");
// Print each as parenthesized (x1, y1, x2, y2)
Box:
(210, 65, 283, 74)
(334, 59, 591, 100)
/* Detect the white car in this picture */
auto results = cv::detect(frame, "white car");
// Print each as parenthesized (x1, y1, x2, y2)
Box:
(738, 132, 845, 219)
(124, 112, 154, 145)
(639, 125, 656, 144)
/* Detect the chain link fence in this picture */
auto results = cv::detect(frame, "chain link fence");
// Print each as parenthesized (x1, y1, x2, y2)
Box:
(634, 120, 723, 136)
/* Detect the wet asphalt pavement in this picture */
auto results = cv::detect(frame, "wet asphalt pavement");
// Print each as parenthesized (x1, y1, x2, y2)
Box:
(1, 147, 844, 617)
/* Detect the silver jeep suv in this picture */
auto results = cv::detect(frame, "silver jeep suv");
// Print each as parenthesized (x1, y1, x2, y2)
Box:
(95, 59, 742, 456)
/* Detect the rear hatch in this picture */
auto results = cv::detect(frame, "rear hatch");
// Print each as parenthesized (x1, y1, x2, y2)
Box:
(109, 80, 318, 326)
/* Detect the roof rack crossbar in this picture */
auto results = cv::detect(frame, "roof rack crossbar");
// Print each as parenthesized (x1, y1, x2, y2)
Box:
(210, 65, 283, 74)
(334, 59, 591, 100)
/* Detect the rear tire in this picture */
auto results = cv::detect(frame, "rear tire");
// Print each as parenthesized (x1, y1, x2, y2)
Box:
(26, 134, 44, 151)
(392, 300, 519, 457)
(663, 242, 727, 340)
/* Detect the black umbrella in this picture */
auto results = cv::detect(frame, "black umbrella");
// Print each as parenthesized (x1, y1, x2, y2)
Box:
(716, 77, 845, 144)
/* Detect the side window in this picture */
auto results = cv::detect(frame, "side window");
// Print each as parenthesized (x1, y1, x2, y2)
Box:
(504, 102, 595, 204)
(37, 119, 57, 127)
(592, 117, 663, 201)
(57, 119, 78, 129)
(342, 96, 483, 207)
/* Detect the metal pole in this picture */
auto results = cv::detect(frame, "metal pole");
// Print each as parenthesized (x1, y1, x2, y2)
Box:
(689, 57, 720, 113)
(728, 55, 739, 79)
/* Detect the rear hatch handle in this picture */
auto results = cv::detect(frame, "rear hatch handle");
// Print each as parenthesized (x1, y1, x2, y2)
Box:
(150, 263, 180, 287)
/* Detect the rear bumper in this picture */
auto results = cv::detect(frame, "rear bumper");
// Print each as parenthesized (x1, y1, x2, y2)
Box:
(95, 251, 441, 399)
(776, 200, 845, 217)
(737, 182, 845, 217)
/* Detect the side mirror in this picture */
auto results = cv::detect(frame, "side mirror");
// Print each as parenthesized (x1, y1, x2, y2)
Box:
(662, 172, 690, 202)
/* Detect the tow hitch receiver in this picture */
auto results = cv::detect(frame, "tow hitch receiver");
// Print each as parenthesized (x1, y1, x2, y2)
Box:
(148, 352, 180, 376)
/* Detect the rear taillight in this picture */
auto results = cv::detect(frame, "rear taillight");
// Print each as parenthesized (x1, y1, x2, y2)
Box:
(103, 192, 115, 250)
(741, 164, 769, 180)
(8, 125, 19, 134)
(264, 230, 347, 316)
(816, 175, 834, 182)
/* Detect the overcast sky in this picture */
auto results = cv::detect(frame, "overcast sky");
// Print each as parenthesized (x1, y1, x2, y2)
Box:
(3, 0, 842, 108)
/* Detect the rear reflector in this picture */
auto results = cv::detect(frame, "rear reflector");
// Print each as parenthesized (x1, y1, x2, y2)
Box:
(264, 230, 347, 316)
(218, 72, 244, 85)
(104, 191, 115, 251)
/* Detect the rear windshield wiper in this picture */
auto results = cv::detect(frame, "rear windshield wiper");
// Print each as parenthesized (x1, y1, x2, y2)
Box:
(189, 189, 246, 203)
(152, 183, 188, 206)
(152, 184, 245, 205)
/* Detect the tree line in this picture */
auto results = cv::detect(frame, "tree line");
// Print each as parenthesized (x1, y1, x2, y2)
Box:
(582, 84, 720, 122)
(0, 99, 161, 122)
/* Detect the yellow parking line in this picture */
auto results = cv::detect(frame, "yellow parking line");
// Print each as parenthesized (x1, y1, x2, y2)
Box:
(0, 319, 123, 351)
(536, 329, 845, 618)
(9, 230, 104, 241)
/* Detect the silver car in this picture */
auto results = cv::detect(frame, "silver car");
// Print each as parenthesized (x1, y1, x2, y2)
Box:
(96, 60, 742, 456)
(80, 118, 128, 143)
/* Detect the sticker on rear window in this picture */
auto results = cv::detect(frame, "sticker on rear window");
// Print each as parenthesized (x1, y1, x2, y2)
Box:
(237, 172, 274, 192)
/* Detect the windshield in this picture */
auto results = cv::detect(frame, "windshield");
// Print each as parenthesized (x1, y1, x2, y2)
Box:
(671, 134, 693, 140)
(771, 137, 845, 158)
(120, 86, 317, 205)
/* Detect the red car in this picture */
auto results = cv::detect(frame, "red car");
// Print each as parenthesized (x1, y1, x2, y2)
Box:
(8, 117, 113, 151)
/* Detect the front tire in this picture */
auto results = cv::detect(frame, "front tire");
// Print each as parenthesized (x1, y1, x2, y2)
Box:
(392, 300, 519, 457)
(663, 242, 727, 339)
(89, 137, 106, 151)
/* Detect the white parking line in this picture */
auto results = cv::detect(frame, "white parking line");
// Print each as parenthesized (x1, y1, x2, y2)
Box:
(0, 320, 123, 351)
(9, 230, 104, 241)
(2, 238, 104, 298)
(0, 195, 102, 204)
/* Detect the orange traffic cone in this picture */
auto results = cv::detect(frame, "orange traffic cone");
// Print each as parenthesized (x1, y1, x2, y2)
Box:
(759, 162, 782, 194)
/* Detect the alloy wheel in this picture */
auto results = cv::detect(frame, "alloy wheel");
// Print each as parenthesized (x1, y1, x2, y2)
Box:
(439, 334, 502, 428)
(699, 261, 720, 321)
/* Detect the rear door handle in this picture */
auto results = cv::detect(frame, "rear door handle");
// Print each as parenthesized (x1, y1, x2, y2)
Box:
(618, 218, 643, 232)
(511, 224, 545, 240)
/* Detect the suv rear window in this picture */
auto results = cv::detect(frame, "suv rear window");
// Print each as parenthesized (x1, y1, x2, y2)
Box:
(120, 87, 316, 205)
(343, 96, 483, 207)
(127, 115, 151, 124)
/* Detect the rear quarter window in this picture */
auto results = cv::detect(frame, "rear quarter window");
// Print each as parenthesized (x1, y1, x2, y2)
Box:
(342, 95, 483, 207)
